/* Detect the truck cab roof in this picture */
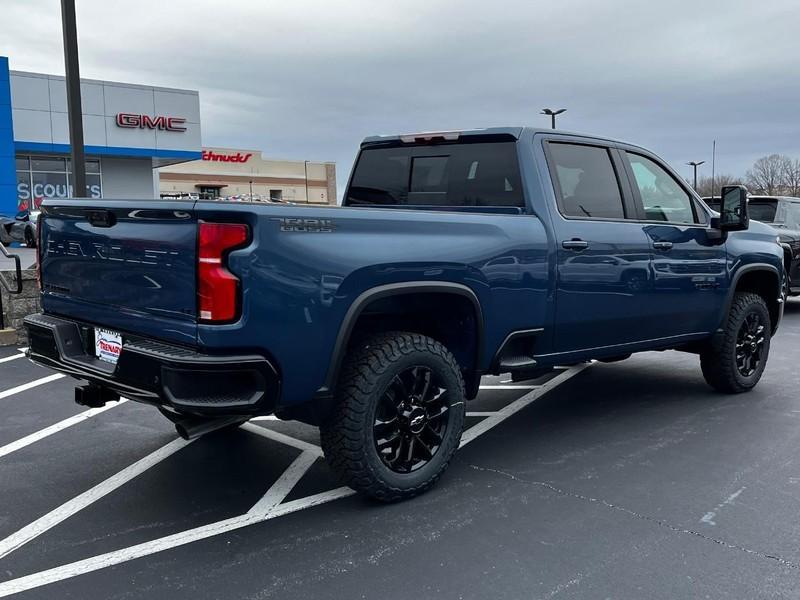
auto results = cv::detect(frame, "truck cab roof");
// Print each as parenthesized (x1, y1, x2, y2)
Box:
(361, 127, 642, 150)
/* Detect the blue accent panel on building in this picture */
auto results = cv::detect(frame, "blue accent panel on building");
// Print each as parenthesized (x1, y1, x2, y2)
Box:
(13, 141, 202, 161)
(0, 56, 17, 217)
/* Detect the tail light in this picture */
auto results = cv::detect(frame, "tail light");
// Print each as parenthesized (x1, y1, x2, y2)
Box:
(197, 221, 249, 323)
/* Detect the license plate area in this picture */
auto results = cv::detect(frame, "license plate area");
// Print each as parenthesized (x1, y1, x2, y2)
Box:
(94, 328, 123, 365)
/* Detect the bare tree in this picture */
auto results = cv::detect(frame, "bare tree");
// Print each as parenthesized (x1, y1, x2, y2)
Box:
(781, 158, 800, 197)
(746, 154, 788, 195)
(696, 174, 744, 198)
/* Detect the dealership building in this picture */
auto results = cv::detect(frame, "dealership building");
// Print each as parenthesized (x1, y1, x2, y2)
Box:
(0, 55, 203, 216)
(158, 148, 337, 204)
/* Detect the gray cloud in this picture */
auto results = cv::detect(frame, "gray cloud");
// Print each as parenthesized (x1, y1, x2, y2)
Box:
(2, 0, 799, 191)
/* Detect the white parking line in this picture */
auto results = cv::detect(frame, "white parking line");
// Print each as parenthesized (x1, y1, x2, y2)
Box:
(269, 486, 356, 516)
(0, 373, 64, 401)
(241, 422, 323, 457)
(0, 486, 359, 599)
(248, 451, 319, 516)
(0, 353, 24, 364)
(0, 400, 127, 459)
(466, 411, 497, 417)
(0, 437, 192, 560)
(0, 363, 589, 595)
(460, 363, 589, 447)
(0, 513, 261, 598)
(479, 384, 538, 390)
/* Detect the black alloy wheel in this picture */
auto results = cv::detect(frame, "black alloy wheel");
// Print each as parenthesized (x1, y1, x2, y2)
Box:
(373, 366, 450, 473)
(735, 312, 766, 377)
(700, 291, 771, 393)
(321, 331, 466, 501)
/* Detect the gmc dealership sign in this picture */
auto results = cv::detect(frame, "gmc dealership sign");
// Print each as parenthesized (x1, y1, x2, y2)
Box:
(116, 113, 187, 132)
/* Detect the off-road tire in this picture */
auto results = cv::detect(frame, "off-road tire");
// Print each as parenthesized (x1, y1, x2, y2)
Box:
(320, 332, 466, 502)
(700, 292, 771, 393)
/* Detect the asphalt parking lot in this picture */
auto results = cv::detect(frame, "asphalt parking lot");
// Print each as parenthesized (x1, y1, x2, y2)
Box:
(0, 302, 799, 599)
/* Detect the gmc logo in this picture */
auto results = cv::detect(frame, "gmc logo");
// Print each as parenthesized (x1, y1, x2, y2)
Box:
(116, 113, 187, 132)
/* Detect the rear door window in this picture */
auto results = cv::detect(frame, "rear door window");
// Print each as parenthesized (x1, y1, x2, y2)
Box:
(346, 142, 523, 208)
(547, 143, 626, 219)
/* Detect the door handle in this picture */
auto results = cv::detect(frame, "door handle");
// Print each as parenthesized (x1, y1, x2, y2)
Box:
(653, 241, 673, 250)
(562, 239, 589, 251)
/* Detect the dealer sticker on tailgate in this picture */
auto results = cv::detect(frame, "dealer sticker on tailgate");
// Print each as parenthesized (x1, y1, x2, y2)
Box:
(95, 328, 123, 365)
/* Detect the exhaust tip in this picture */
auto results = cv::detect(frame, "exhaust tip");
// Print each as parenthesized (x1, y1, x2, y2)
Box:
(174, 422, 192, 440)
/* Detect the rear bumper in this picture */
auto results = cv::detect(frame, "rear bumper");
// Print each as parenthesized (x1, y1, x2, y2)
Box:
(24, 313, 280, 416)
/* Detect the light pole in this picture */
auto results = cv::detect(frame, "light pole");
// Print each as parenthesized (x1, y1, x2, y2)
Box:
(541, 108, 566, 130)
(304, 160, 309, 203)
(249, 179, 253, 199)
(60, 0, 86, 197)
(687, 160, 705, 191)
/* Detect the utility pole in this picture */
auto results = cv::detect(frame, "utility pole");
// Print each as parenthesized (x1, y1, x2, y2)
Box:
(687, 160, 705, 192)
(304, 160, 309, 203)
(711, 140, 716, 198)
(60, 0, 86, 197)
(541, 108, 566, 129)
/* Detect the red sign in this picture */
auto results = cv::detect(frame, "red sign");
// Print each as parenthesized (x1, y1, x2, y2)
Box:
(202, 150, 253, 163)
(116, 113, 187, 132)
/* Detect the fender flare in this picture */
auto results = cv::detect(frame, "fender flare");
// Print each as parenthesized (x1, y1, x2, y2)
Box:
(720, 263, 781, 330)
(780, 243, 793, 276)
(314, 281, 485, 399)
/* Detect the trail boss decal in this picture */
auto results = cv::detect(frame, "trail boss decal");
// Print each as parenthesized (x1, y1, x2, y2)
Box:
(271, 217, 336, 233)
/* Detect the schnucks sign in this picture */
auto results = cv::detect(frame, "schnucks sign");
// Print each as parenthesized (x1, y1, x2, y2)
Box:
(202, 150, 253, 163)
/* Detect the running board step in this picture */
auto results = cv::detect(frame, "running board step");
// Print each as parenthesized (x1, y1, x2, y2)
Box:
(498, 355, 537, 370)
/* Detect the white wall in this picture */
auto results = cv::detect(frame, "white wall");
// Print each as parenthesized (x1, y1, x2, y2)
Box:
(101, 158, 156, 198)
(10, 71, 201, 152)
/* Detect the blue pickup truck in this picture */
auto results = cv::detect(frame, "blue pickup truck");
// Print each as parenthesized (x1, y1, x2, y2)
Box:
(25, 127, 786, 501)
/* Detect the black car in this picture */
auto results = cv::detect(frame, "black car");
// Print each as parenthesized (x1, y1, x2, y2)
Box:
(705, 195, 800, 295)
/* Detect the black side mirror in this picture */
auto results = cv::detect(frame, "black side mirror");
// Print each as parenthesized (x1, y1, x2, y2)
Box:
(717, 185, 749, 231)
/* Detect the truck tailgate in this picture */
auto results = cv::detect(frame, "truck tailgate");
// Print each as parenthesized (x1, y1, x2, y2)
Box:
(39, 200, 198, 345)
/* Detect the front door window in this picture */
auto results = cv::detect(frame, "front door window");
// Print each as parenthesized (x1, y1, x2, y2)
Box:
(626, 153, 697, 224)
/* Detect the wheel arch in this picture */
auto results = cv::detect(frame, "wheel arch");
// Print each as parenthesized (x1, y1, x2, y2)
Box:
(780, 243, 794, 283)
(315, 281, 485, 401)
(724, 263, 782, 334)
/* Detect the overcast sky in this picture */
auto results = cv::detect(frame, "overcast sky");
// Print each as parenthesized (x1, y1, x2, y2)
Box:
(2, 0, 799, 191)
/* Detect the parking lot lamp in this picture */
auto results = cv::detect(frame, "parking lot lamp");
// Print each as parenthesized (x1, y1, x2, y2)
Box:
(541, 108, 566, 129)
(687, 160, 705, 191)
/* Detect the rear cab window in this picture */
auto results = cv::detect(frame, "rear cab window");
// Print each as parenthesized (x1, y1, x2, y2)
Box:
(749, 199, 779, 222)
(345, 141, 524, 208)
(780, 201, 800, 228)
(707, 197, 780, 224)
